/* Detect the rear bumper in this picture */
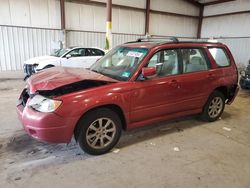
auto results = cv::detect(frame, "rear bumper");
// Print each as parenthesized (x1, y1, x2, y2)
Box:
(16, 104, 78, 143)
(227, 85, 239, 105)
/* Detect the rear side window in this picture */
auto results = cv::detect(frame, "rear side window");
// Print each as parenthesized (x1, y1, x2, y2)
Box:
(87, 49, 105, 56)
(181, 48, 209, 73)
(208, 48, 230, 67)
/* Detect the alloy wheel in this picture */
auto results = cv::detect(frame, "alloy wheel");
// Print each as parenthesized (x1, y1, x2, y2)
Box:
(208, 97, 223, 118)
(86, 118, 116, 149)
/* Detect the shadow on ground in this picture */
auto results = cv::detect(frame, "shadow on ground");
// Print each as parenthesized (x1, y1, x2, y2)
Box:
(0, 111, 237, 183)
(1, 115, 204, 164)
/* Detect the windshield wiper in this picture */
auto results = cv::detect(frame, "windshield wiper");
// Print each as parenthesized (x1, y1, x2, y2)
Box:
(91, 69, 100, 73)
(91, 69, 105, 76)
(91, 69, 122, 81)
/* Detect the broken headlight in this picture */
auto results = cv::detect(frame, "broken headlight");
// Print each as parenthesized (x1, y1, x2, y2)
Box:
(28, 95, 62, 113)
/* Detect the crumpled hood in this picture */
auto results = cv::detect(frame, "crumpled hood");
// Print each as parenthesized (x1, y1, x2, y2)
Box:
(24, 56, 59, 65)
(27, 67, 118, 94)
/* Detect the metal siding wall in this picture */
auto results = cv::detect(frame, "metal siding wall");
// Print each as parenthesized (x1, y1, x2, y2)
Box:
(0, 0, 61, 29)
(149, 0, 199, 37)
(92, 0, 146, 9)
(0, 26, 61, 71)
(204, 0, 250, 16)
(67, 31, 106, 48)
(0, 0, 201, 71)
(67, 30, 143, 49)
(150, 0, 199, 16)
(65, 2, 145, 35)
(202, 14, 250, 38)
(149, 13, 199, 37)
(65, 2, 104, 32)
(202, 0, 250, 67)
(112, 33, 144, 46)
(113, 8, 145, 35)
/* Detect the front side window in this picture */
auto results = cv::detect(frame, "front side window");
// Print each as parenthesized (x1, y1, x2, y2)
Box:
(67, 48, 86, 57)
(90, 47, 148, 81)
(182, 48, 209, 73)
(146, 49, 179, 77)
(209, 48, 230, 67)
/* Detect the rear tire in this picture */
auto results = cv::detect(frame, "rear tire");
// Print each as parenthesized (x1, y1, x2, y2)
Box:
(76, 108, 122, 155)
(201, 91, 225, 122)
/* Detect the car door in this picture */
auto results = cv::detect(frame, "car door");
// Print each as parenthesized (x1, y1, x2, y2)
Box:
(130, 49, 183, 123)
(175, 48, 215, 111)
(83, 48, 104, 67)
(61, 48, 89, 68)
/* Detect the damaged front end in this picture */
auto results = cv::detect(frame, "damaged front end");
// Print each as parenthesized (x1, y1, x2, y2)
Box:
(19, 80, 114, 108)
(37, 80, 113, 98)
(16, 67, 118, 143)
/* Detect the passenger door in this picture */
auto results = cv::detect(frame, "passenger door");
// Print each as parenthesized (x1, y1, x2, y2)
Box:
(176, 48, 215, 111)
(83, 48, 104, 67)
(130, 49, 183, 123)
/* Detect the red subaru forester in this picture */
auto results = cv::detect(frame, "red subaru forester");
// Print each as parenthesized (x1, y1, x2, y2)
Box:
(17, 37, 239, 155)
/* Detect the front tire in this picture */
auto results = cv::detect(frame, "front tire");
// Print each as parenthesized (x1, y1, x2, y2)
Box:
(76, 108, 122, 155)
(201, 91, 225, 122)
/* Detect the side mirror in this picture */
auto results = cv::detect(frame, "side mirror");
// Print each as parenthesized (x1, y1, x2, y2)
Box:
(66, 54, 71, 59)
(142, 67, 156, 78)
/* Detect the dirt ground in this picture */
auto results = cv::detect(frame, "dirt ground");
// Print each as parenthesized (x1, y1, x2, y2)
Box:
(0, 76, 250, 188)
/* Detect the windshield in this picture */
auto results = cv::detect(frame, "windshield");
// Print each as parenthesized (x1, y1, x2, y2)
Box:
(90, 47, 149, 81)
(51, 49, 70, 57)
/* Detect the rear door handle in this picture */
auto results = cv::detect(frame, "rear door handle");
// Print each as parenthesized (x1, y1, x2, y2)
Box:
(169, 80, 180, 88)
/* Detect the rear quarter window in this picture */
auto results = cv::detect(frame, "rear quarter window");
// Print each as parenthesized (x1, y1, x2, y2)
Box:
(92, 49, 105, 56)
(208, 48, 230, 67)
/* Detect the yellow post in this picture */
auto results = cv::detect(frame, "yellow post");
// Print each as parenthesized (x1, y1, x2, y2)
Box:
(105, 0, 112, 50)
(105, 21, 112, 50)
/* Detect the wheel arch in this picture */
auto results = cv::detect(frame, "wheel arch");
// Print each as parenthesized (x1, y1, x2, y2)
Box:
(214, 86, 228, 99)
(202, 86, 228, 111)
(213, 84, 238, 104)
(74, 104, 127, 140)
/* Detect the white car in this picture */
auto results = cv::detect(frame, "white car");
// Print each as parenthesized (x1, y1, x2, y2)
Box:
(23, 47, 105, 77)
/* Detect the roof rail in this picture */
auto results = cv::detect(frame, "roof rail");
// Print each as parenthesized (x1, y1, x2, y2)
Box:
(136, 36, 179, 43)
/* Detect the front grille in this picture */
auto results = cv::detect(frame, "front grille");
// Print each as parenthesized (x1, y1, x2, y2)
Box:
(24, 64, 37, 75)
